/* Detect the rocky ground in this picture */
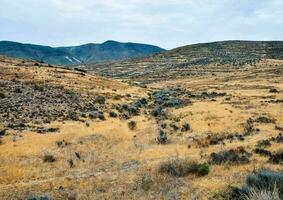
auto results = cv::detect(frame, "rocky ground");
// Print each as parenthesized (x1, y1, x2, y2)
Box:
(0, 55, 282, 200)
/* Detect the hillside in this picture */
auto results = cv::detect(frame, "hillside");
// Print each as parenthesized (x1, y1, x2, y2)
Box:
(88, 40, 283, 83)
(0, 55, 282, 199)
(0, 40, 165, 65)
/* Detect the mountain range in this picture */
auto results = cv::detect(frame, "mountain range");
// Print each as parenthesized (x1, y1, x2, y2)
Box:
(0, 40, 165, 65)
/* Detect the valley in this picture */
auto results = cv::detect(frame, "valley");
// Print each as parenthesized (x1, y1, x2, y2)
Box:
(0, 40, 282, 199)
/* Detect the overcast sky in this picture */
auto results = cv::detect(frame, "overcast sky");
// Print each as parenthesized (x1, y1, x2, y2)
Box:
(0, 0, 282, 49)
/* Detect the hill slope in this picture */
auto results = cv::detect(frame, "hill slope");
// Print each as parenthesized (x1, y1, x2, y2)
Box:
(0, 40, 165, 65)
(88, 40, 283, 82)
(0, 55, 283, 199)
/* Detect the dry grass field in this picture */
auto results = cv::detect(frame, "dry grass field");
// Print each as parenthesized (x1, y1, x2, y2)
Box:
(0, 55, 282, 199)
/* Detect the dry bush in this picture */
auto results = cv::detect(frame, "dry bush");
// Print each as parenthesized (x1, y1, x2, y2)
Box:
(158, 156, 209, 177)
(244, 187, 280, 200)
(0, 91, 5, 98)
(128, 120, 137, 130)
(43, 154, 56, 163)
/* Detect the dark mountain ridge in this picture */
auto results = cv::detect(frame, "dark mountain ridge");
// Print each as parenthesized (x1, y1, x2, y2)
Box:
(0, 40, 165, 65)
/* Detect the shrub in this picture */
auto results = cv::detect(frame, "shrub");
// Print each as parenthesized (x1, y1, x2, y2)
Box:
(193, 163, 210, 176)
(244, 188, 280, 200)
(156, 130, 168, 144)
(229, 171, 283, 199)
(181, 122, 190, 132)
(246, 171, 283, 192)
(27, 195, 50, 200)
(98, 112, 105, 120)
(269, 88, 279, 93)
(158, 157, 210, 177)
(89, 111, 105, 120)
(0, 91, 5, 98)
(255, 116, 275, 124)
(244, 118, 254, 135)
(109, 111, 118, 118)
(151, 106, 163, 117)
(43, 154, 56, 163)
(128, 121, 137, 130)
(210, 149, 250, 165)
(137, 174, 153, 191)
(94, 96, 106, 104)
(0, 128, 6, 136)
(268, 150, 283, 164)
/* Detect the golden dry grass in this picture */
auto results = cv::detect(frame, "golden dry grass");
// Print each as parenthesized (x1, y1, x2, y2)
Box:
(0, 56, 282, 199)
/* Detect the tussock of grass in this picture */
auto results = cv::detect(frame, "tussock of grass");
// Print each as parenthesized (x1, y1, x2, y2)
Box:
(43, 154, 56, 163)
(128, 120, 137, 130)
(244, 187, 280, 200)
(158, 157, 210, 177)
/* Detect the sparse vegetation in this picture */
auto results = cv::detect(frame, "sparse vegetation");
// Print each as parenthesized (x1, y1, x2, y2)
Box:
(255, 116, 275, 124)
(0, 91, 5, 98)
(156, 130, 168, 144)
(128, 120, 137, 130)
(210, 148, 250, 165)
(269, 88, 279, 93)
(159, 157, 210, 177)
(228, 171, 283, 200)
(43, 154, 56, 163)
(0, 46, 282, 200)
(94, 96, 106, 104)
(109, 111, 118, 118)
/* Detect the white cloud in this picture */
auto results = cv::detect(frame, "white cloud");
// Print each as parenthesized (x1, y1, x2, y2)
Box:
(0, 0, 282, 49)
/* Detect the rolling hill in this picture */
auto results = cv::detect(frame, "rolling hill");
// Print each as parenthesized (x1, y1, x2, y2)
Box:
(0, 40, 165, 65)
(87, 40, 283, 83)
(0, 51, 283, 200)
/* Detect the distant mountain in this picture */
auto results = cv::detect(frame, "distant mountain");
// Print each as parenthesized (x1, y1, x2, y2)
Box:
(88, 40, 283, 81)
(0, 40, 165, 65)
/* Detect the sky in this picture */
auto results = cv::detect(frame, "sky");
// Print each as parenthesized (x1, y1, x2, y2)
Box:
(0, 0, 282, 49)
